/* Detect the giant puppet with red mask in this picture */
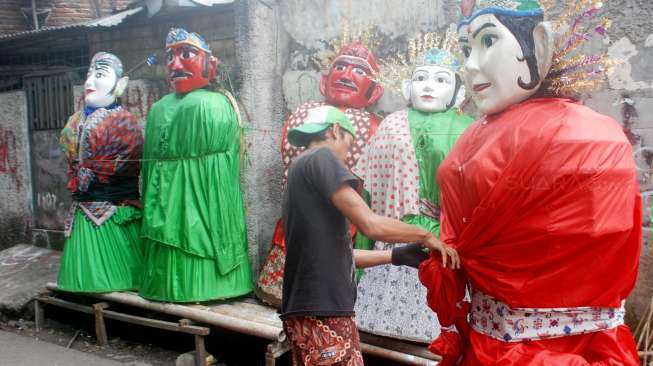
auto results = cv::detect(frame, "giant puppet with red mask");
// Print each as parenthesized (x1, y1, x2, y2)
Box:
(255, 41, 384, 306)
(139, 28, 253, 302)
(417, 1, 641, 364)
(58, 52, 143, 293)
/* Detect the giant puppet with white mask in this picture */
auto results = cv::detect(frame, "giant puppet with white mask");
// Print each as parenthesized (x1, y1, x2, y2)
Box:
(256, 37, 384, 306)
(58, 52, 144, 292)
(139, 28, 253, 302)
(353, 32, 473, 343)
(417, 1, 641, 364)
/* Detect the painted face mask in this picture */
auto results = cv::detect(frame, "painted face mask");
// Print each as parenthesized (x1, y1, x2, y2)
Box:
(85, 52, 127, 108)
(320, 42, 384, 109)
(402, 48, 463, 112)
(458, 0, 553, 115)
(165, 28, 217, 94)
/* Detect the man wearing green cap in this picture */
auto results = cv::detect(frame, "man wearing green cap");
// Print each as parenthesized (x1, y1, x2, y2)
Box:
(280, 105, 459, 366)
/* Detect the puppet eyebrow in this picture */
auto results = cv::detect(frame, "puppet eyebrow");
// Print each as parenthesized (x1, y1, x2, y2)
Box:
(95, 64, 111, 73)
(472, 23, 496, 39)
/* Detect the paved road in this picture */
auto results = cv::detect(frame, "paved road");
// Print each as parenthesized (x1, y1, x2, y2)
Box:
(0, 330, 138, 366)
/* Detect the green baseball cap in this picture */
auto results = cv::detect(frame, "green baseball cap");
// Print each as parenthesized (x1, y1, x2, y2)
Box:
(287, 105, 356, 147)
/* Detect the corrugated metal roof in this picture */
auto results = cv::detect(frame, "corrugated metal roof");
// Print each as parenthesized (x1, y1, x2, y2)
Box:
(189, 0, 234, 5)
(0, 6, 145, 42)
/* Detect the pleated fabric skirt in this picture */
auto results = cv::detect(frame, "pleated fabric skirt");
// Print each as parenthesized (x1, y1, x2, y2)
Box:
(138, 239, 253, 303)
(57, 206, 143, 293)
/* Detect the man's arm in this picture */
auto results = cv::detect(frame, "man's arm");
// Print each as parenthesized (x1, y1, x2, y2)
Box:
(354, 245, 430, 269)
(354, 249, 391, 268)
(331, 184, 460, 269)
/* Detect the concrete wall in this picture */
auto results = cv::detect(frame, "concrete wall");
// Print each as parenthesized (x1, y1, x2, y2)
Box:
(235, 0, 289, 277)
(280, 0, 458, 115)
(593, 0, 653, 326)
(0, 90, 32, 249)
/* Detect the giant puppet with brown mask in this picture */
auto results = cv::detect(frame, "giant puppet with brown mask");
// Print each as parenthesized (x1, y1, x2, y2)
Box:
(255, 39, 384, 307)
(139, 28, 253, 302)
(352, 32, 474, 343)
(58, 52, 144, 293)
(417, 1, 641, 364)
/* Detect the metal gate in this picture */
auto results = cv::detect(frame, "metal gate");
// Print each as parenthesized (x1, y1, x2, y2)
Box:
(24, 71, 79, 248)
(24, 71, 76, 130)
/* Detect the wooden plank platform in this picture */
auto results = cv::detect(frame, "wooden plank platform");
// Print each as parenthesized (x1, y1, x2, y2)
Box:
(41, 283, 440, 365)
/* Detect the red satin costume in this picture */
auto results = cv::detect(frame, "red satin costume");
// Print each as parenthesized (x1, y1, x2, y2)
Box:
(419, 98, 641, 365)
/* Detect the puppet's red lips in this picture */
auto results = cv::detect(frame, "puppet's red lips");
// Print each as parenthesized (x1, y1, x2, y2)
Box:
(473, 83, 491, 93)
(420, 95, 435, 100)
(85, 89, 95, 95)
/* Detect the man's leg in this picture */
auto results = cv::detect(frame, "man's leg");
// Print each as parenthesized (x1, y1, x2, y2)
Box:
(283, 316, 364, 365)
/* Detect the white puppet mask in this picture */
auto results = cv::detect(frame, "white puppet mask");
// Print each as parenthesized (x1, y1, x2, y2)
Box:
(403, 65, 457, 113)
(459, 13, 553, 115)
(84, 52, 128, 108)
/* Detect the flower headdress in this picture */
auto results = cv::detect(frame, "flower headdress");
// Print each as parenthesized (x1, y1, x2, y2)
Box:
(311, 23, 383, 74)
(378, 29, 462, 94)
(540, 0, 615, 95)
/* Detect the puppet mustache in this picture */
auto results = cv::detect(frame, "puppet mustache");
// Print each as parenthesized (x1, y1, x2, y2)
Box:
(335, 79, 358, 91)
(170, 71, 193, 80)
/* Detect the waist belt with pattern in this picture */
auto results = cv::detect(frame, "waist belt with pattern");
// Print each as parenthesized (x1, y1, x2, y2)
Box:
(469, 289, 625, 342)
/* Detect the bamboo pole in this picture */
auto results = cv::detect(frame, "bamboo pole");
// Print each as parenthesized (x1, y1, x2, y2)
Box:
(31, 0, 39, 30)
(46, 283, 283, 341)
(46, 283, 441, 365)
(359, 343, 438, 366)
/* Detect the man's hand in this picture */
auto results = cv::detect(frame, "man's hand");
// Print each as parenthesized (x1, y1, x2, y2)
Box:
(391, 244, 429, 268)
(422, 234, 460, 270)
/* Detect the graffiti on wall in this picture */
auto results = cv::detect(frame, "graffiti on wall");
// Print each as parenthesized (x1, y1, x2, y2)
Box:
(0, 128, 21, 189)
(121, 84, 166, 121)
(623, 94, 653, 245)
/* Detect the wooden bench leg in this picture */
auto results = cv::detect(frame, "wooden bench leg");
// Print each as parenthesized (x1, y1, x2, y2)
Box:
(93, 302, 110, 346)
(194, 335, 206, 366)
(265, 339, 290, 366)
(34, 299, 44, 332)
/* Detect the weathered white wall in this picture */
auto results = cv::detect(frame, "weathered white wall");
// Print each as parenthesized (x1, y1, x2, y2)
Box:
(584, 0, 653, 326)
(235, 0, 290, 277)
(0, 90, 32, 249)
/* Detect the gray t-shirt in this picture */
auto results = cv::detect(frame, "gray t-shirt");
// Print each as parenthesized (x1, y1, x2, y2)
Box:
(280, 147, 359, 319)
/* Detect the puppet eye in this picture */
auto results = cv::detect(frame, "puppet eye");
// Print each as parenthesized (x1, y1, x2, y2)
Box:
(335, 64, 346, 72)
(181, 49, 197, 59)
(481, 34, 497, 48)
(462, 46, 471, 58)
(353, 66, 367, 76)
(413, 71, 428, 82)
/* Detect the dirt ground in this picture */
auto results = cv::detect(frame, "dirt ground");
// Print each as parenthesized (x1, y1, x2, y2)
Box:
(0, 306, 401, 366)
(0, 316, 181, 366)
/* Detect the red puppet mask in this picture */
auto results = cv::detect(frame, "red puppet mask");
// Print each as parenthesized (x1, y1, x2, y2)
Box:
(165, 28, 218, 94)
(320, 42, 384, 109)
